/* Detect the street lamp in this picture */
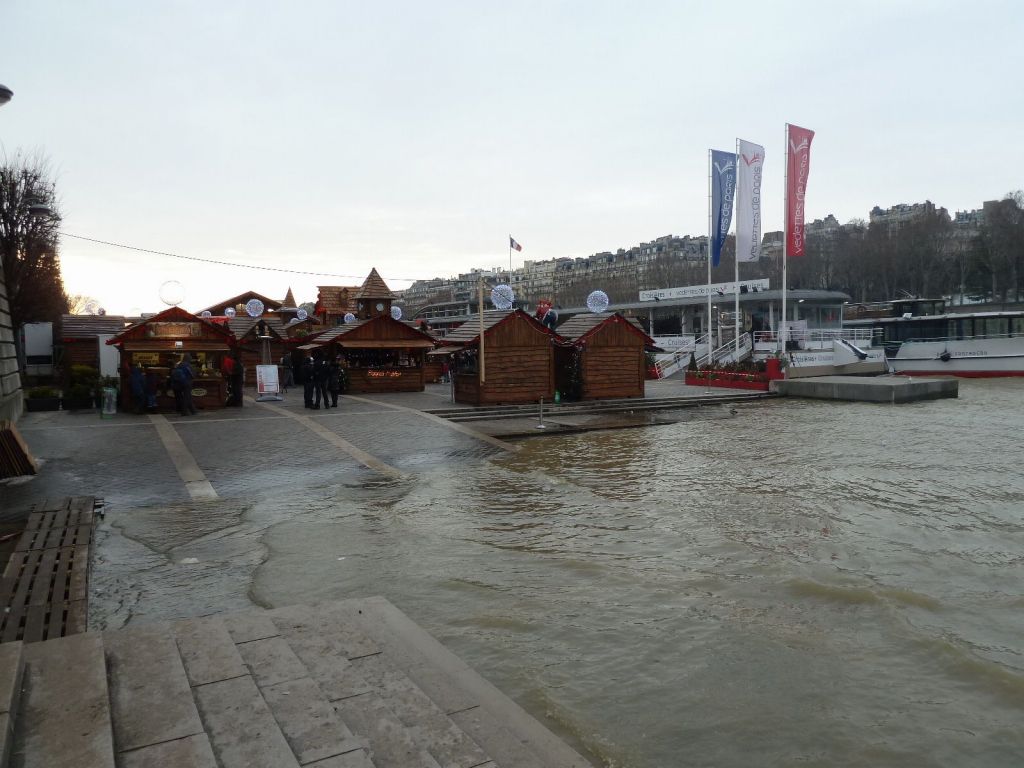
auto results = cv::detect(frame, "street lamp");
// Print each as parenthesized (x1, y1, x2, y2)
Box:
(0, 84, 12, 106)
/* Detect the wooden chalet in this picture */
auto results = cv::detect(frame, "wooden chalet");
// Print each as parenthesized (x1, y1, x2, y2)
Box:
(59, 314, 128, 371)
(227, 316, 290, 387)
(302, 270, 435, 393)
(315, 285, 360, 326)
(439, 309, 558, 406)
(107, 306, 235, 411)
(195, 291, 283, 318)
(554, 312, 654, 400)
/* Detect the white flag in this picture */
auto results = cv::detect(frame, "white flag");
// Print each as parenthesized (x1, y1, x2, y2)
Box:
(736, 139, 765, 263)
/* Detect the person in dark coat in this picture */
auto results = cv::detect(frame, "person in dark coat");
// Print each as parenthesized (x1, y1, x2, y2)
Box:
(129, 364, 146, 414)
(327, 355, 343, 407)
(144, 368, 160, 411)
(301, 355, 315, 408)
(171, 356, 197, 416)
(313, 353, 330, 409)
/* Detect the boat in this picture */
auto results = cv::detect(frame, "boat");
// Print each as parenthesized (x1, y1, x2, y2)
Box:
(843, 299, 1024, 377)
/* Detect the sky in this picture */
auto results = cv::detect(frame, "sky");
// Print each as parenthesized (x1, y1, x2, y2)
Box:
(2, 0, 1021, 315)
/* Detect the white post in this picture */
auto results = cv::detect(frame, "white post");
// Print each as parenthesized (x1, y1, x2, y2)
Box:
(707, 149, 713, 363)
(478, 276, 485, 384)
(734, 138, 741, 356)
(781, 123, 788, 355)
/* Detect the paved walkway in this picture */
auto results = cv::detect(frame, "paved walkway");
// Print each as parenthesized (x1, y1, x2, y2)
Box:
(3, 380, 747, 512)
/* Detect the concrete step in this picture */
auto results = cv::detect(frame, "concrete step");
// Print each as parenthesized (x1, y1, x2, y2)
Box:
(335, 597, 589, 768)
(0, 642, 25, 768)
(265, 603, 489, 767)
(13, 633, 115, 768)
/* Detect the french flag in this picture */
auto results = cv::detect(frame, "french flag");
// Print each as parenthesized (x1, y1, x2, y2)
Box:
(509, 236, 523, 252)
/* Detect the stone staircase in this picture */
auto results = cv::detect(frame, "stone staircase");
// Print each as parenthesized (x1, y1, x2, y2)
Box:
(0, 597, 591, 768)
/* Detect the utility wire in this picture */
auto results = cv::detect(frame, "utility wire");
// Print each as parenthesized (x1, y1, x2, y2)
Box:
(59, 232, 427, 283)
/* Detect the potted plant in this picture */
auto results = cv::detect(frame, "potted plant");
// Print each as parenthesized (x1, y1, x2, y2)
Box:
(25, 386, 61, 412)
(63, 364, 99, 410)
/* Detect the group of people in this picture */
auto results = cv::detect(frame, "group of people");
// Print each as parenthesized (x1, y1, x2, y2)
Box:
(299, 353, 344, 409)
(128, 356, 202, 416)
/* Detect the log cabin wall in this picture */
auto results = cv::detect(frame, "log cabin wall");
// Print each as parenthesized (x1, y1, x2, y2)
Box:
(454, 314, 555, 405)
(579, 319, 645, 399)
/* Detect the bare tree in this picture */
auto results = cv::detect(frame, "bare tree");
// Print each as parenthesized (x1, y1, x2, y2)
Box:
(0, 152, 68, 328)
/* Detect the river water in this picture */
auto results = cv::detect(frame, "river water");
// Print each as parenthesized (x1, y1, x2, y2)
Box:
(107, 380, 1024, 766)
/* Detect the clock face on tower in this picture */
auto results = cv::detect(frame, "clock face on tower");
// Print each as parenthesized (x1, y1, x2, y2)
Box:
(376, 303, 384, 311)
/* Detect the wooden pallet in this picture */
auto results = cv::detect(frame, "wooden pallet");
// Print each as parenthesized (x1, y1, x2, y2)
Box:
(0, 497, 96, 643)
(0, 419, 38, 479)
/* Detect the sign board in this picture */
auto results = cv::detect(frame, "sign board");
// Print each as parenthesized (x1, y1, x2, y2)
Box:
(639, 279, 770, 302)
(256, 364, 280, 394)
(651, 335, 696, 352)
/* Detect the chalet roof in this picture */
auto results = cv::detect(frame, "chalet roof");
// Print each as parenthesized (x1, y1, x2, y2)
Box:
(302, 315, 435, 348)
(316, 286, 360, 313)
(441, 309, 559, 345)
(555, 312, 654, 345)
(355, 268, 396, 300)
(196, 291, 283, 317)
(281, 287, 297, 309)
(107, 306, 234, 345)
(226, 316, 290, 340)
(60, 314, 129, 339)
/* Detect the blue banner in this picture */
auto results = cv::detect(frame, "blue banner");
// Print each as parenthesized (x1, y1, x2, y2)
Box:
(710, 149, 736, 268)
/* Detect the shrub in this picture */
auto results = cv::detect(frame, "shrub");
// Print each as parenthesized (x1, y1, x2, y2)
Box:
(27, 386, 59, 398)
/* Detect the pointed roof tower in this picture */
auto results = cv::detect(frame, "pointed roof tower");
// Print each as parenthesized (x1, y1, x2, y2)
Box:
(355, 268, 396, 300)
(282, 286, 297, 309)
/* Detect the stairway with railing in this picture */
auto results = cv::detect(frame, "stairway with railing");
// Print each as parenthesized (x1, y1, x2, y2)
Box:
(697, 333, 752, 368)
(654, 334, 708, 379)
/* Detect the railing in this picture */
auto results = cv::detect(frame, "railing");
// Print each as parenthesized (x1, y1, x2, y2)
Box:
(753, 328, 876, 348)
(654, 334, 707, 379)
(699, 333, 751, 368)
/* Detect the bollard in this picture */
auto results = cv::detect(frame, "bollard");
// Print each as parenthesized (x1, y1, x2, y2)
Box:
(535, 397, 547, 429)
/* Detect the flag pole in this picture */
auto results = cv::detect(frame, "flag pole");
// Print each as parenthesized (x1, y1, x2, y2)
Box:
(508, 235, 512, 283)
(478, 275, 486, 385)
(707, 149, 713, 364)
(781, 124, 788, 356)
(734, 138, 741, 356)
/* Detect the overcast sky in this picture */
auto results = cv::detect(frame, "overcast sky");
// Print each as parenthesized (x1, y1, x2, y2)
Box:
(2, 1, 1021, 314)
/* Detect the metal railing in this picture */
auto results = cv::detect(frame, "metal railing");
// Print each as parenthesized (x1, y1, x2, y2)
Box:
(654, 334, 707, 378)
(752, 328, 875, 346)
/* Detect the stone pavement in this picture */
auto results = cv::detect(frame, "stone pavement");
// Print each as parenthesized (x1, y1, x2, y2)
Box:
(4, 597, 592, 767)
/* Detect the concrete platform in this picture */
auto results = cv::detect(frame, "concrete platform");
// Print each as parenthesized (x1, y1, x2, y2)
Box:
(772, 375, 958, 403)
(5, 597, 593, 768)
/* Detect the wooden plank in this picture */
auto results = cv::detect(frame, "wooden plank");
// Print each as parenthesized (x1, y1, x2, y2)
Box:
(22, 604, 48, 644)
(26, 548, 59, 607)
(68, 544, 91, 602)
(65, 600, 88, 636)
(104, 623, 205, 753)
(18, 632, 116, 768)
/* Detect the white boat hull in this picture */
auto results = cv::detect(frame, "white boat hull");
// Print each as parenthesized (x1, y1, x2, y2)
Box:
(891, 337, 1024, 377)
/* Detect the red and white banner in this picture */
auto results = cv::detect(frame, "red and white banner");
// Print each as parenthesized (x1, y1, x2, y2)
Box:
(786, 124, 815, 257)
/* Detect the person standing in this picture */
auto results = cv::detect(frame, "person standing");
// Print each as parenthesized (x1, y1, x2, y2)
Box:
(171, 356, 197, 416)
(327, 355, 343, 407)
(221, 353, 237, 406)
(301, 355, 315, 408)
(313, 353, 330, 409)
(230, 351, 244, 406)
(280, 352, 294, 393)
(144, 367, 160, 412)
(130, 364, 146, 414)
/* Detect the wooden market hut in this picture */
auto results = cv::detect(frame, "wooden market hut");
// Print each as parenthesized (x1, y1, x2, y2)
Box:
(227, 316, 289, 387)
(59, 314, 128, 372)
(304, 315, 436, 393)
(554, 312, 654, 400)
(106, 306, 235, 411)
(300, 269, 436, 393)
(195, 291, 283, 318)
(440, 309, 559, 406)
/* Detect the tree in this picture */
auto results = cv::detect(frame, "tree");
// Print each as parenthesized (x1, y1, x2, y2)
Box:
(0, 152, 68, 329)
(68, 294, 103, 315)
